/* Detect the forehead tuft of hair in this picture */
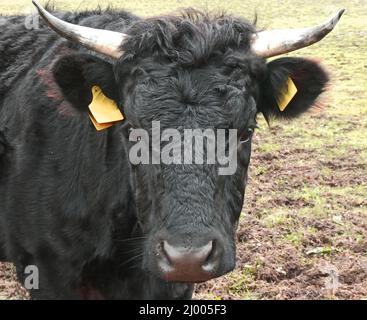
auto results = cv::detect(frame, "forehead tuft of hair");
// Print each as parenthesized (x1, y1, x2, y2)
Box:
(120, 9, 257, 67)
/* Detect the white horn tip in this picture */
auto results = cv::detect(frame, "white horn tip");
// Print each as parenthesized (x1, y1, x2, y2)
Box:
(32, 0, 41, 10)
(333, 9, 346, 25)
(327, 9, 345, 30)
(337, 8, 346, 19)
(32, 0, 46, 16)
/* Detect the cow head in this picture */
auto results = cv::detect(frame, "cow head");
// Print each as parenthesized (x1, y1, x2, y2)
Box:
(33, 1, 343, 283)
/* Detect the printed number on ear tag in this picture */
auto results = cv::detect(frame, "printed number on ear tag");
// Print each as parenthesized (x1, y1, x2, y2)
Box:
(88, 86, 124, 131)
(277, 78, 298, 112)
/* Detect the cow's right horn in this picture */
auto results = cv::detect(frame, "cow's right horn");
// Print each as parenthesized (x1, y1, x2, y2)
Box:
(32, 0, 126, 59)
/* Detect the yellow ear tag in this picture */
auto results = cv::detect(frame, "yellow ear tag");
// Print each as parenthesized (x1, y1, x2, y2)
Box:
(88, 113, 114, 131)
(88, 86, 124, 131)
(277, 77, 298, 112)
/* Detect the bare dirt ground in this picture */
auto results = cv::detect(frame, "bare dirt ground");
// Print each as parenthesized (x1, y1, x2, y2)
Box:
(1, 0, 366, 300)
(195, 117, 367, 300)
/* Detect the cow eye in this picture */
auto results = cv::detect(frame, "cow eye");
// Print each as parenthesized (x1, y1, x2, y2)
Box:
(240, 127, 255, 144)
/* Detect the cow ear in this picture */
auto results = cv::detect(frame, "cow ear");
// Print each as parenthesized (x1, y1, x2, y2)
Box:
(52, 54, 119, 112)
(258, 57, 329, 121)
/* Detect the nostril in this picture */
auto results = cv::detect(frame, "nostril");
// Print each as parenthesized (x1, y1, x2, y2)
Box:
(204, 240, 216, 263)
(156, 241, 174, 272)
(162, 240, 179, 262)
(199, 240, 214, 262)
(202, 240, 220, 272)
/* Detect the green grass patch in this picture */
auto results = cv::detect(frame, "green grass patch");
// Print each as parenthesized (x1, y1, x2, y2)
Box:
(284, 231, 304, 247)
(227, 266, 258, 299)
(262, 209, 289, 228)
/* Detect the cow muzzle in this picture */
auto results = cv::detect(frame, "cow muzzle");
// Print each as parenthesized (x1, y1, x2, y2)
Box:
(151, 236, 229, 283)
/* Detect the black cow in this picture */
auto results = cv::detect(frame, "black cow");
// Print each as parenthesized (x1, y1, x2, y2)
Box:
(0, 1, 343, 299)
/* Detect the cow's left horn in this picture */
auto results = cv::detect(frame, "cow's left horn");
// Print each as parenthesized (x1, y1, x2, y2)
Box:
(251, 9, 345, 58)
(32, 0, 126, 59)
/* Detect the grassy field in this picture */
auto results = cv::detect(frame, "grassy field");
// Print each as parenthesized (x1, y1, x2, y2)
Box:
(0, 0, 366, 300)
